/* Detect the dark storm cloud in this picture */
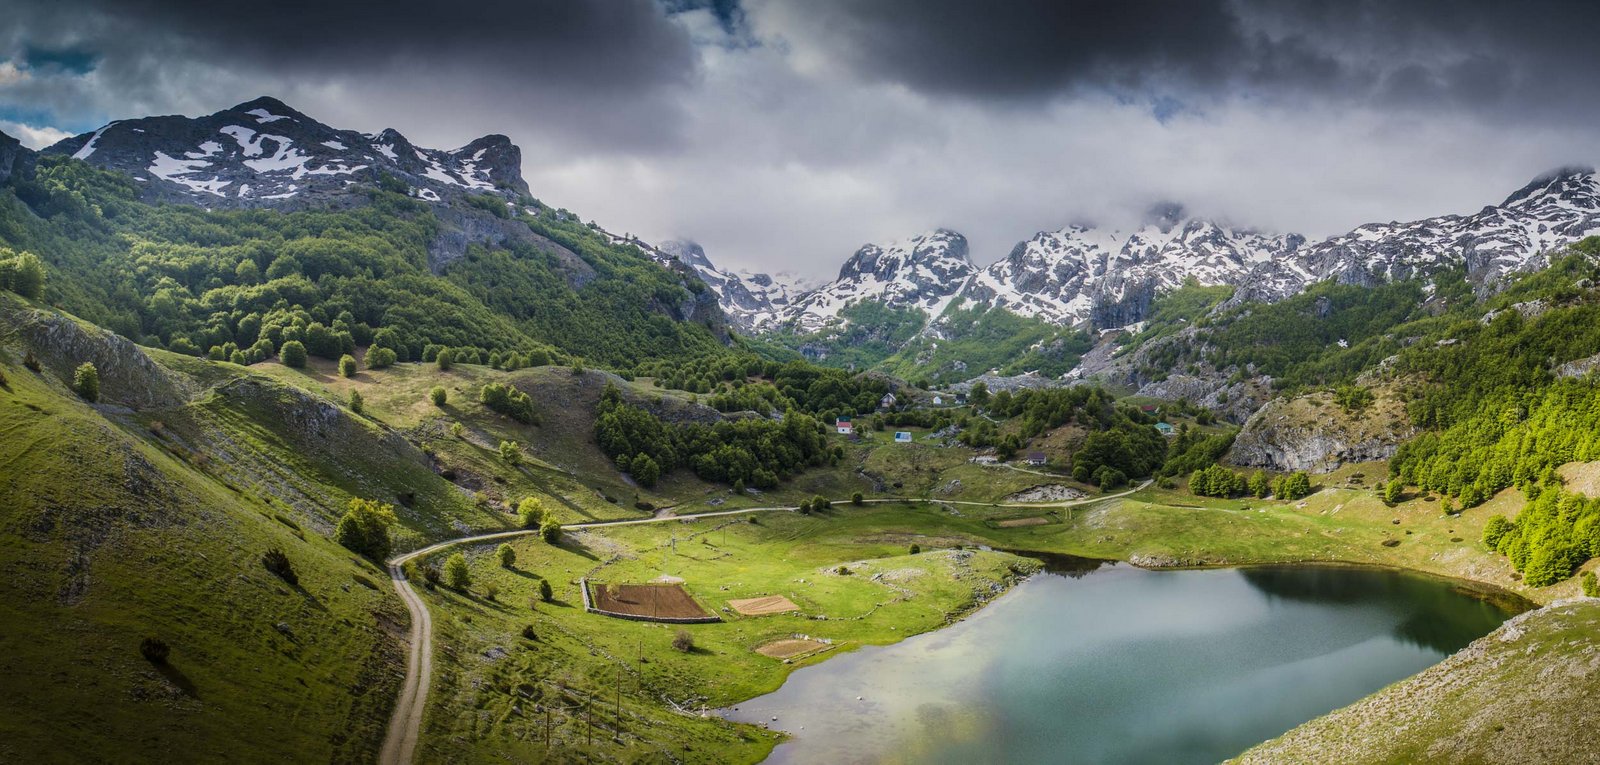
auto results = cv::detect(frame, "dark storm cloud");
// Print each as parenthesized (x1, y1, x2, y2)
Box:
(0, 0, 701, 148)
(762, 0, 1600, 119)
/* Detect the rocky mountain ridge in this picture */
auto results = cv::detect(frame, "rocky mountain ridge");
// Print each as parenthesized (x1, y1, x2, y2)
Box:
(676, 167, 1600, 340)
(44, 96, 528, 208)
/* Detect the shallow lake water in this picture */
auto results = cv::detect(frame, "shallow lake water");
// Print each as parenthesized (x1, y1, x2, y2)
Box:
(725, 559, 1524, 765)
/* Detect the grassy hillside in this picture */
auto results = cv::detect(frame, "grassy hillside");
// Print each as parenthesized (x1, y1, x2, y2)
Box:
(0, 299, 404, 764)
(1235, 598, 1600, 764)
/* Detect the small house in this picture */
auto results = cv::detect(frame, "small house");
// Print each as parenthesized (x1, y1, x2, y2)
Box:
(971, 455, 1000, 465)
(1139, 404, 1159, 414)
(836, 417, 854, 435)
(879, 392, 898, 410)
(894, 431, 913, 443)
(1024, 451, 1048, 466)
(1155, 422, 1176, 437)
(932, 395, 944, 406)
(954, 392, 968, 405)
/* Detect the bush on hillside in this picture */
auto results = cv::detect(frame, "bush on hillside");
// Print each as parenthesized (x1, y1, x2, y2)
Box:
(139, 637, 170, 664)
(262, 548, 298, 586)
(497, 543, 516, 568)
(72, 362, 99, 402)
(335, 498, 396, 561)
(279, 340, 307, 369)
(481, 382, 535, 423)
(517, 496, 544, 528)
(429, 386, 447, 406)
(499, 440, 522, 465)
(339, 354, 357, 377)
(444, 553, 471, 590)
(0, 249, 46, 299)
(363, 345, 397, 369)
(540, 519, 561, 544)
(672, 630, 694, 653)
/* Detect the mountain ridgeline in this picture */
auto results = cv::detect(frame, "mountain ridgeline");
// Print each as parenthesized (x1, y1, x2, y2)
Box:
(0, 97, 728, 371)
(671, 169, 1600, 382)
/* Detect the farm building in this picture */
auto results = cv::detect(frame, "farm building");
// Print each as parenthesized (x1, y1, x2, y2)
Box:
(971, 455, 1000, 465)
(894, 431, 913, 443)
(1024, 451, 1048, 466)
(879, 392, 897, 410)
(836, 417, 854, 435)
(954, 393, 968, 405)
(931, 395, 944, 405)
(1155, 422, 1176, 436)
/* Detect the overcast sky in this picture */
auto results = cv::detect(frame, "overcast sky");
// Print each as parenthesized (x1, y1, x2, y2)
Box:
(4, 0, 1600, 279)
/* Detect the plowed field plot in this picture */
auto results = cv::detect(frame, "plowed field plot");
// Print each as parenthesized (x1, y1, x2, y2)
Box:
(729, 594, 800, 616)
(590, 583, 713, 619)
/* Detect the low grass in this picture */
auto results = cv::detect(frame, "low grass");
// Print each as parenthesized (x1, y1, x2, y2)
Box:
(0, 338, 403, 764)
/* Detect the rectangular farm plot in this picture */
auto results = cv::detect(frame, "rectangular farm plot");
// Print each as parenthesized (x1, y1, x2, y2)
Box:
(587, 582, 717, 622)
(995, 516, 1052, 528)
(728, 594, 800, 616)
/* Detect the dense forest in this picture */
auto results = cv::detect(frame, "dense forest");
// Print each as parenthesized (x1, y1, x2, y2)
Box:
(593, 384, 837, 489)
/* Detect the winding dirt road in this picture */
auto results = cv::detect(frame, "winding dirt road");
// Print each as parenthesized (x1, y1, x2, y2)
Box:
(375, 480, 1150, 764)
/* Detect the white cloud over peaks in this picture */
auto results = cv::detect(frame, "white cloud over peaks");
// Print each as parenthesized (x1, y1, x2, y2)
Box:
(0, 120, 72, 149)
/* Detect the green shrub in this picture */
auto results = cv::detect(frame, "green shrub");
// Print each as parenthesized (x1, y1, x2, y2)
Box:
(279, 340, 308, 368)
(334, 498, 395, 561)
(517, 497, 544, 528)
(363, 345, 397, 369)
(852, 492, 864, 505)
(481, 382, 535, 422)
(539, 579, 554, 602)
(908, 543, 920, 555)
(444, 553, 471, 590)
(497, 543, 516, 568)
(139, 637, 170, 664)
(349, 390, 364, 415)
(338, 354, 357, 377)
(1581, 570, 1598, 598)
(262, 548, 298, 586)
(540, 519, 561, 543)
(72, 362, 99, 402)
(436, 348, 453, 371)
(429, 386, 447, 406)
(499, 440, 522, 465)
(0, 250, 46, 299)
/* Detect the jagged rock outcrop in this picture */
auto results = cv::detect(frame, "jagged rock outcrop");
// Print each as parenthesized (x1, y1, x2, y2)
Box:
(0, 128, 36, 186)
(1228, 386, 1417, 473)
(4, 297, 194, 410)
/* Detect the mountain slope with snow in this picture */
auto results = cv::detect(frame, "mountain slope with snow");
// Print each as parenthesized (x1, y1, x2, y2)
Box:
(781, 229, 976, 333)
(45, 96, 527, 207)
(654, 240, 809, 332)
(712, 167, 1600, 346)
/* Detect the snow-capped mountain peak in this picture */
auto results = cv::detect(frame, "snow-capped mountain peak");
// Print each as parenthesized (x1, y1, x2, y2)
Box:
(784, 229, 977, 332)
(46, 96, 528, 207)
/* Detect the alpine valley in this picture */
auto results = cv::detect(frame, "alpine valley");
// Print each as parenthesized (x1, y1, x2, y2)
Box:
(3, 94, 1600, 765)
